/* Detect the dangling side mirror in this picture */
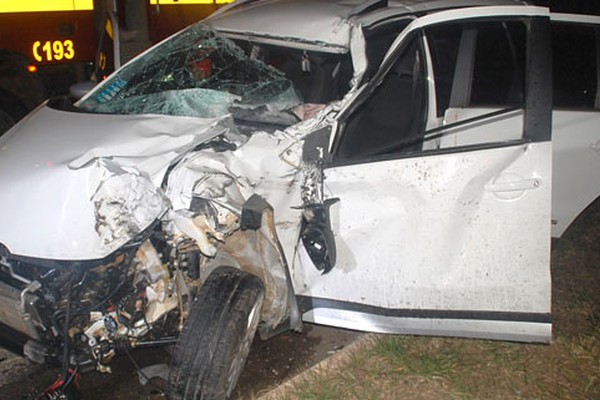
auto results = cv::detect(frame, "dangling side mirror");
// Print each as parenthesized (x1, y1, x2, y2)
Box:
(300, 127, 339, 274)
(301, 198, 339, 274)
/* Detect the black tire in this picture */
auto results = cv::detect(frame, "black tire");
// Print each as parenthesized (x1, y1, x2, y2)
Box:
(168, 266, 265, 400)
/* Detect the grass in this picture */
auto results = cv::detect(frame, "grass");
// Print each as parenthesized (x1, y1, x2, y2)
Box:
(279, 335, 599, 399)
(262, 201, 600, 400)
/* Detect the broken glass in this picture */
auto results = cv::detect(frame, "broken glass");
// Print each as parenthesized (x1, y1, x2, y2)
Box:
(79, 24, 301, 119)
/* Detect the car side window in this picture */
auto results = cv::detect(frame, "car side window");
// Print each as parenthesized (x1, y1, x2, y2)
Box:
(552, 22, 599, 109)
(427, 20, 526, 115)
(423, 20, 529, 149)
(334, 36, 427, 162)
(333, 19, 534, 163)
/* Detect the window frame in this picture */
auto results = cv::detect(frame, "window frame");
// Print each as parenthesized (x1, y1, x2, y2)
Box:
(331, 31, 429, 163)
(327, 7, 552, 168)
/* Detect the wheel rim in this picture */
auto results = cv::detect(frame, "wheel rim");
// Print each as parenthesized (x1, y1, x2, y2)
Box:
(225, 298, 262, 397)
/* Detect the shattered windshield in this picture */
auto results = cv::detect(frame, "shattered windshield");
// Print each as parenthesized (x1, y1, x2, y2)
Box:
(78, 24, 301, 119)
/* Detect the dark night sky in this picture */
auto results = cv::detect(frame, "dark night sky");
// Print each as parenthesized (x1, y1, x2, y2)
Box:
(531, 1, 600, 15)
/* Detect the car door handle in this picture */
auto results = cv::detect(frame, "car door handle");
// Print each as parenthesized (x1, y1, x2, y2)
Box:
(487, 178, 542, 193)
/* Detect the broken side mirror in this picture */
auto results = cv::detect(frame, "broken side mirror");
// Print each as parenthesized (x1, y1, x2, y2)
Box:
(301, 198, 339, 274)
(300, 128, 338, 274)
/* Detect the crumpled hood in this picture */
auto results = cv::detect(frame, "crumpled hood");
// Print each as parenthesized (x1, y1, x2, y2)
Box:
(0, 104, 228, 260)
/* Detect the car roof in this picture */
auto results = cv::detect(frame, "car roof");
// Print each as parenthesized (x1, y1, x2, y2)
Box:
(207, 0, 529, 51)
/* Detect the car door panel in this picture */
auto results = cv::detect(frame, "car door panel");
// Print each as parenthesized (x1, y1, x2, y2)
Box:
(294, 141, 552, 343)
(294, 10, 553, 343)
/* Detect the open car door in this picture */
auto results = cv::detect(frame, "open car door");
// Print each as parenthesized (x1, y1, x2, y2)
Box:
(294, 7, 553, 343)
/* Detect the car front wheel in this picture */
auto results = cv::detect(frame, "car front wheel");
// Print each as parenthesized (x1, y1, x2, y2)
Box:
(168, 266, 265, 400)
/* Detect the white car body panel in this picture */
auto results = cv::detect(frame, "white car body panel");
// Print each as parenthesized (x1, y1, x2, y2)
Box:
(0, 105, 228, 260)
(551, 110, 600, 236)
(293, 142, 552, 343)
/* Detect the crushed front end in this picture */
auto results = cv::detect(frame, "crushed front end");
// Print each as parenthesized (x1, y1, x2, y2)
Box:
(0, 19, 340, 399)
(0, 185, 302, 377)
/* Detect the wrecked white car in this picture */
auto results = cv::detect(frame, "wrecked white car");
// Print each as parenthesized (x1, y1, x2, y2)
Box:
(1, 0, 600, 399)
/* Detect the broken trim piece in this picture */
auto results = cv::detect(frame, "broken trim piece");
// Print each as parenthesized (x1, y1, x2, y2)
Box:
(298, 296, 552, 343)
(296, 295, 552, 323)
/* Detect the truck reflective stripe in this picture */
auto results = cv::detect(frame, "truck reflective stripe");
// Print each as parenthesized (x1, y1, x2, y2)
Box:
(148, 0, 233, 4)
(0, 0, 93, 13)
